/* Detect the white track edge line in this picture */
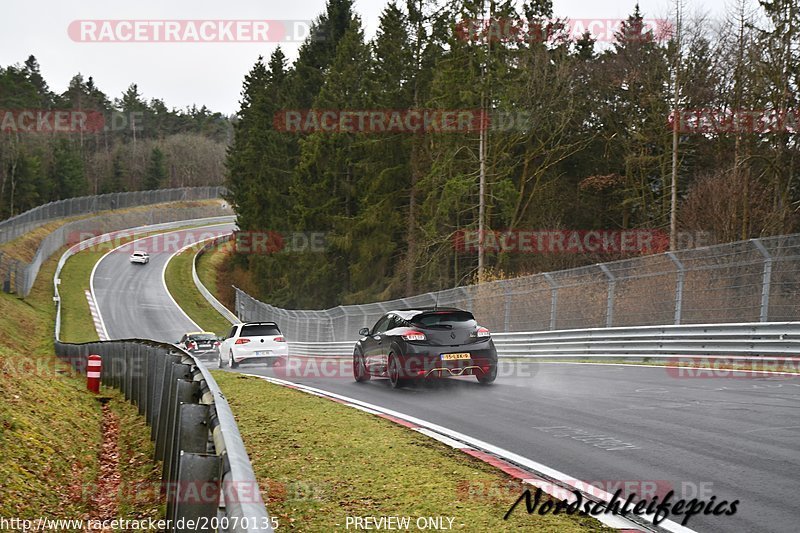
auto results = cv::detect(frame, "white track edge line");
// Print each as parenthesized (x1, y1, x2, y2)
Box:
(161, 237, 230, 332)
(243, 374, 697, 533)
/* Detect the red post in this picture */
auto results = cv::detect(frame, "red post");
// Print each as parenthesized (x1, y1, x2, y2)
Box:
(87, 354, 101, 393)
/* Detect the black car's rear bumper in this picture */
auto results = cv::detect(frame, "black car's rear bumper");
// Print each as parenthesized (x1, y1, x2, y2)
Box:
(188, 347, 219, 356)
(396, 343, 497, 379)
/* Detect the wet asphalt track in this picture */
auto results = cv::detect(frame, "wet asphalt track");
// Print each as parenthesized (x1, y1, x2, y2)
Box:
(93, 225, 800, 533)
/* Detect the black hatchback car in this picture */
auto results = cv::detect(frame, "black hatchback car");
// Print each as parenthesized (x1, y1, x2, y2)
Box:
(353, 308, 498, 388)
(177, 331, 221, 356)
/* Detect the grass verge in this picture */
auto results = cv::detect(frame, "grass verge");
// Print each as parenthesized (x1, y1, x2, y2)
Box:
(164, 244, 232, 335)
(109, 390, 163, 520)
(0, 248, 161, 525)
(212, 372, 613, 532)
(196, 239, 237, 313)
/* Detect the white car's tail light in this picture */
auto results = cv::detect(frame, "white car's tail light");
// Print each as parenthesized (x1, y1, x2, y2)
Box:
(235, 338, 250, 344)
(274, 336, 285, 342)
(402, 331, 426, 341)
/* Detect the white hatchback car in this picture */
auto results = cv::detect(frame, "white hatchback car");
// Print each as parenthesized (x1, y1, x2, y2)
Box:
(129, 251, 150, 264)
(219, 322, 288, 368)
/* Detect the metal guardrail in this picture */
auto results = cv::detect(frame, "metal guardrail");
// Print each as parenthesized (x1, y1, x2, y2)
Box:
(2, 186, 230, 297)
(53, 222, 273, 533)
(282, 322, 800, 359)
(235, 233, 800, 341)
(193, 233, 239, 325)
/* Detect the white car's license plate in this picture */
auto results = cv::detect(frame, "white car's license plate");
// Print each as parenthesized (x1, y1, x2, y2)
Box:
(441, 353, 471, 361)
(255, 351, 270, 356)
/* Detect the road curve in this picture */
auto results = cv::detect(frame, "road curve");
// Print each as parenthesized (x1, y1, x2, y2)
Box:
(93, 223, 799, 533)
(93, 224, 234, 342)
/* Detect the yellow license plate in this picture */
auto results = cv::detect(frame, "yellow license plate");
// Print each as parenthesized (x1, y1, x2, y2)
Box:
(441, 353, 471, 361)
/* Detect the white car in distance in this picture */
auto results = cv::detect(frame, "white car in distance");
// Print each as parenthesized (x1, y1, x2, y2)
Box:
(129, 251, 150, 264)
(219, 322, 288, 368)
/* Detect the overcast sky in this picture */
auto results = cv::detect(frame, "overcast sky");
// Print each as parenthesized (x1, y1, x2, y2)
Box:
(1, 0, 729, 115)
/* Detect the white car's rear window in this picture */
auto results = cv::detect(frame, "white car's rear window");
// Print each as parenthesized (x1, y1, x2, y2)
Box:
(241, 324, 281, 336)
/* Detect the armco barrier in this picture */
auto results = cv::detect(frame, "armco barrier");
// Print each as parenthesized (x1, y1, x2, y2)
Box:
(235, 233, 800, 339)
(54, 340, 273, 532)
(193, 233, 239, 325)
(53, 222, 272, 533)
(281, 322, 800, 359)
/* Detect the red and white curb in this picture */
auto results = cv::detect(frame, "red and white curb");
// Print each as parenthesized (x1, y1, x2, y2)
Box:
(84, 289, 108, 341)
(245, 375, 696, 533)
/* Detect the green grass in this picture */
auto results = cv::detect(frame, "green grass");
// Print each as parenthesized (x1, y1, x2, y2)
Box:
(110, 391, 164, 520)
(196, 245, 223, 296)
(212, 372, 613, 532)
(59, 245, 114, 344)
(0, 247, 161, 523)
(196, 239, 237, 311)
(164, 244, 232, 335)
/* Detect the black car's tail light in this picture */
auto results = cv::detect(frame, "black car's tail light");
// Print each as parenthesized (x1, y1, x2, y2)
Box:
(401, 330, 426, 341)
(471, 326, 491, 338)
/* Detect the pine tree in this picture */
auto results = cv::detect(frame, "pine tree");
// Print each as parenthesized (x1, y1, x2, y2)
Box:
(145, 147, 166, 189)
(52, 140, 87, 199)
(288, 17, 373, 307)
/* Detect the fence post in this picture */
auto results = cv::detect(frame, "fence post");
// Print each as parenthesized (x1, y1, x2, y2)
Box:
(503, 285, 512, 332)
(543, 273, 558, 330)
(463, 287, 474, 313)
(237, 290, 245, 321)
(599, 264, 615, 327)
(343, 307, 352, 343)
(752, 239, 772, 322)
(666, 252, 684, 325)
